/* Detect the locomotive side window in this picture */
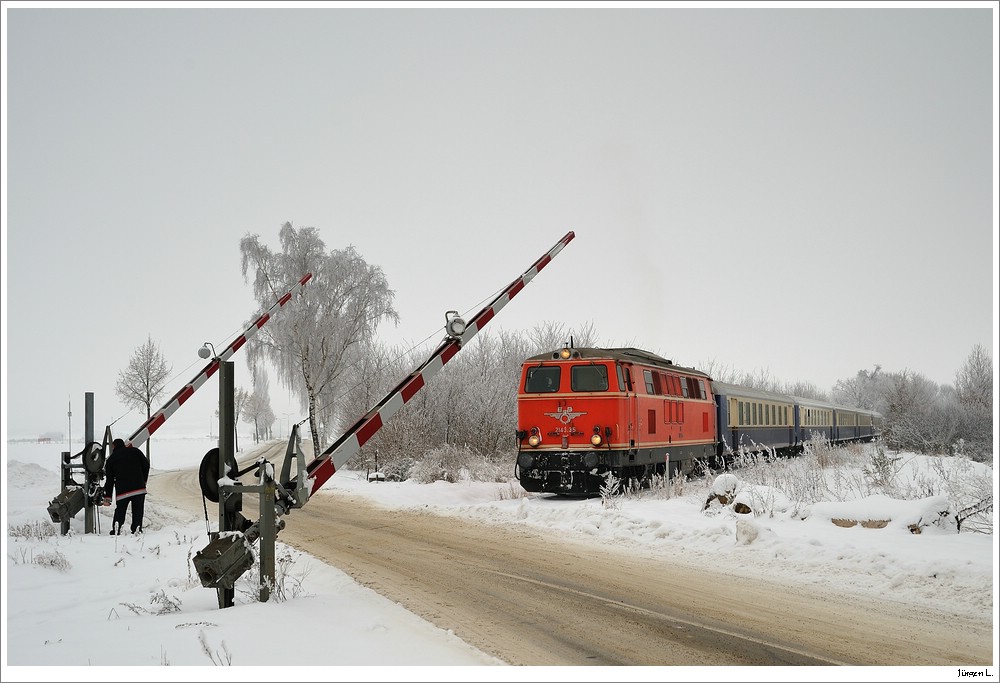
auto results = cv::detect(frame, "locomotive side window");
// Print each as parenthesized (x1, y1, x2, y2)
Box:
(616, 364, 626, 391)
(572, 364, 609, 392)
(525, 366, 561, 393)
(643, 369, 655, 394)
(681, 378, 689, 398)
(698, 380, 706, 400)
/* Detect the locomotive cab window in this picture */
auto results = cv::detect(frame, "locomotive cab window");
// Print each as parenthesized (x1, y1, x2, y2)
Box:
(571, 364, 609, 392)
(525, 366, 561, 393)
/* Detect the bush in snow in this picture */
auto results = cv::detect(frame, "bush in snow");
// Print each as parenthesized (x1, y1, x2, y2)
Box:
(380, 456, 415, 482)
(409, 443, 507, 484)
(600, 470, 622, 510)
(409, 444, 463, 484)
(32, 550, 71, 572)
(7, 520, 57, 540)
(862, 440, 902, 490)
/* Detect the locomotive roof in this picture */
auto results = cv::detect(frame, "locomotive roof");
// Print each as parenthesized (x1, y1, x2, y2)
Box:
(524, 347, 710, 378)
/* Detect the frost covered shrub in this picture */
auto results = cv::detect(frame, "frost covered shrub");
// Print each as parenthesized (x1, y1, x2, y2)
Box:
(409, 444, 473, 484)
(862, 440, 902, 490)
(380, 456, 414, 482)
(600, 471, 622, 510)
(33, 550, 71, 572)
(461, 455, 510, 483)
(409, 444, 511, 484)
(8, 521, 57, 540)
(237, 549, 309, 603)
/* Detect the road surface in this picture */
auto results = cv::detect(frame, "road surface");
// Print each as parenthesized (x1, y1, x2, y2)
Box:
(154, 443, 993, 666)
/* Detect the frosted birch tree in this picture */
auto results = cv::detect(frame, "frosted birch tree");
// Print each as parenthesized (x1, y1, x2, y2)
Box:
(244, 367, 275, 443)
(115, 334, 171, 462)
(954, 344, 992, 460)
(240, 222, 398, 457)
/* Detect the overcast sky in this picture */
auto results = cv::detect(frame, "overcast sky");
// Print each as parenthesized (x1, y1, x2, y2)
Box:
(3, 4, 997, 443)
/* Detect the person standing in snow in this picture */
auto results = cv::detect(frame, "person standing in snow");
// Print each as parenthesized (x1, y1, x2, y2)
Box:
(102, 438, 150, 535)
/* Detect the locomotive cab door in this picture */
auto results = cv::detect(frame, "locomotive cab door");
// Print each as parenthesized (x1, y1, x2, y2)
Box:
(618, 362, 638, 457)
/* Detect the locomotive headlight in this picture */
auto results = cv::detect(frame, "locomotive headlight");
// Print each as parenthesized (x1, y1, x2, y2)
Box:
(527, 427, 541, 448)
(590, 426, 603, 447)
(559, 347, 571, 359)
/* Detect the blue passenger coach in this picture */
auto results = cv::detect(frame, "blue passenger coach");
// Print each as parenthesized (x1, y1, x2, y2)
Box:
(713, 382, 881, 456)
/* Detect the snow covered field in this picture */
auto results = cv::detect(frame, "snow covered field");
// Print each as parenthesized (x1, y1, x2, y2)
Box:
(3, 436, 996, 681)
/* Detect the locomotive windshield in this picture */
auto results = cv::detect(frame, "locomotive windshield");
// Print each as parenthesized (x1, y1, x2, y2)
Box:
(571, 364, 609, 392)
(525, 366, 560, 393)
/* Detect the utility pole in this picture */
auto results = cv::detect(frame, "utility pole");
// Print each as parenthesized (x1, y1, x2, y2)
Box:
(217, 360, 236, 609)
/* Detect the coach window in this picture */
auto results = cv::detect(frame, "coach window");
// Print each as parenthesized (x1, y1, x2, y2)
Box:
(525, 366, 561, 393)
(572, 364, 609, 392)
(738, 401, 744, 426)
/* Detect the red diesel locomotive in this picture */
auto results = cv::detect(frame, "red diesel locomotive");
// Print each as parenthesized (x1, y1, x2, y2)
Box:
(515, 346, 717, 495)
(515, 344, 881, 496)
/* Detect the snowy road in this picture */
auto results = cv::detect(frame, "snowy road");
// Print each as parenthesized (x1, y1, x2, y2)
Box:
(153, 442, 991, 666)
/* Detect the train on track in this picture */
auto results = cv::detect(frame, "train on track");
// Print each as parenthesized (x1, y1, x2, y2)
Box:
(515, 345, 880, 496)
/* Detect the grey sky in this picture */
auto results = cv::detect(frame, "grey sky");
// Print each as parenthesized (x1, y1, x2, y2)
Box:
(3, 6, 996, 442)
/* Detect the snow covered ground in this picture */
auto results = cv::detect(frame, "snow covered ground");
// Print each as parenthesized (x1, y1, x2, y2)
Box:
(2, 435, 996, 681)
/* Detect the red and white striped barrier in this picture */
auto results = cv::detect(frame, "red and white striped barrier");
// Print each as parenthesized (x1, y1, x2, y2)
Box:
(126, 272, 312, 448)
(304, 231, 575, 495)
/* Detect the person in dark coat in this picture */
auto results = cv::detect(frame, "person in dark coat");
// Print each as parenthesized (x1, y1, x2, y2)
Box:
(102, 438, 150, 535)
